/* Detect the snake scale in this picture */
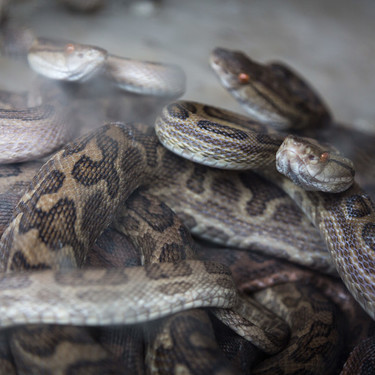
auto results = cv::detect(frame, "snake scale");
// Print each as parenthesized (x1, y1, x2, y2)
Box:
(0, 24, 374, 373)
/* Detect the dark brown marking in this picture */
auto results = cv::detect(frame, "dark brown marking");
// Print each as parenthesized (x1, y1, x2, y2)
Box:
(125, 191, 175, 233)
(203, 105, 267, 132)
(159, 243, 188, 263)
(152, 310, 234, 374)
(197, 120, 249, 140)
(137, 233, 159, 262)
(346, 195, 372, 218)
(10, 326, 100, 357)
(240, 172, 285, 216)
(0, 164, 22, 178)
(211, 176, 241, 202)
(174, 212, 198, 231)
(18, 197, 82, 250)
(362, 224, 375, 251)
(204, 261, 231, 275)
(187, 164, 207, 194)
(31, 169, 65, 196)
(81, 192, 111, 246)
(145, 262, 193, 280)
(166, 102, 197, 120)
(216, 277, 234, 289)
(72, 134, 120, 199)
(62, 125, 108, 157)
(10, 251, 50, 271)
(157, 281, 192, 295)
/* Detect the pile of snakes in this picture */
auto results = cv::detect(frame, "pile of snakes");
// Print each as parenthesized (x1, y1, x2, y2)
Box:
(0, 3, 375, 375)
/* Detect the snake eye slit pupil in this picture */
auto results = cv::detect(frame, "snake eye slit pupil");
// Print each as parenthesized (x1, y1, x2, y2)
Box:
(238, 73, 250, 83)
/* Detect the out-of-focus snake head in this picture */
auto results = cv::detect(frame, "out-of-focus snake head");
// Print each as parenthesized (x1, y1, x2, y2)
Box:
(276, 135, 355, 193)
(209, 47, 262, 91)
(28, 38, 108, 81)
(209, 47, 331, 130)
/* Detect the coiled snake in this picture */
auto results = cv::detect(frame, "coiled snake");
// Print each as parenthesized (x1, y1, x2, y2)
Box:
(0, 35, 374, 373)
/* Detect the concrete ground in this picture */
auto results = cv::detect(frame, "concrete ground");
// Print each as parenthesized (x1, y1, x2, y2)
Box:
(0, 0, 374, 132)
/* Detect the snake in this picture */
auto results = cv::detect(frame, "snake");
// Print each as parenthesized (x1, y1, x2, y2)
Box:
(155, 101, 355, 193)
(0, 34, 374, 372)
(0, 34, 186, 165)
(205, 47, 375, 319)
(27, 36, 185, 97)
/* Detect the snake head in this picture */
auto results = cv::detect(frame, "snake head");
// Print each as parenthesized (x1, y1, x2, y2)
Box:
(210, 47, 331, 130)
(28, 38, 108, 81)
(210, 47, 263, 90)
(276, 135, 355, 193)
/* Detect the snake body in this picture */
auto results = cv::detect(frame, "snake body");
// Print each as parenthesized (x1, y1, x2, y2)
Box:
(0, 80, 72, 164)
(0, 260, 237, 327)
(105, 54, 186, 97)
(155, 100, 355, 193)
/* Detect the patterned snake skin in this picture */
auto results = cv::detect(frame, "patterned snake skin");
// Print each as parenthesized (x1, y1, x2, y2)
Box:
(0, 117, 352, 373)
(0, 119, 369, 373)
(0, 122, 288, 356)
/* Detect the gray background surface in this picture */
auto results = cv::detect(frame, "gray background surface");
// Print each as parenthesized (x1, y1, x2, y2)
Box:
(1, 0, 374, 132)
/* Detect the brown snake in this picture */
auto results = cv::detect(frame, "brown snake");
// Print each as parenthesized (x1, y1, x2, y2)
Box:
(0, 33, 374, 372)
(206, 47, 375, 320)
(154, 100, 375, 320)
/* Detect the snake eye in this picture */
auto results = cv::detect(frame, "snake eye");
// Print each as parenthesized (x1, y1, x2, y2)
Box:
(238, 73, 250, 84)
(307, 154, 319, 163)
(65, 43, 75, 54)
(319, 152, 330, 163)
